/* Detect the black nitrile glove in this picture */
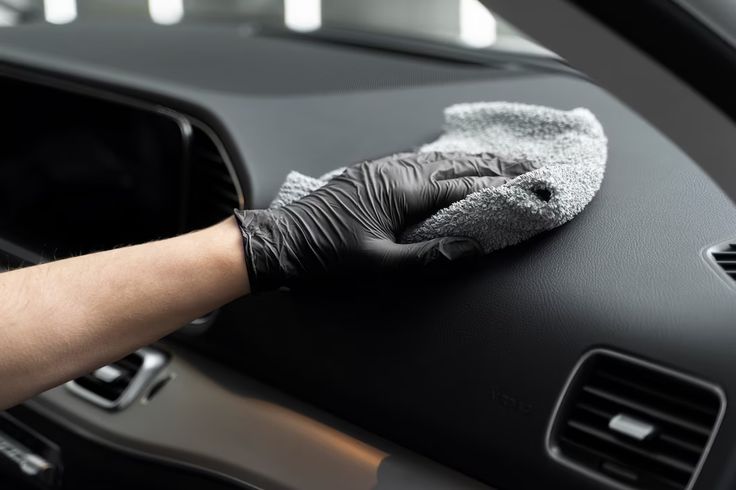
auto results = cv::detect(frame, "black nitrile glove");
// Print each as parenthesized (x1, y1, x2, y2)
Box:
(235, 152, 502, 291)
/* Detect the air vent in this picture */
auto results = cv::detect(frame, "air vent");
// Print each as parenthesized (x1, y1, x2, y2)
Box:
(707, 240, 736, 284)
(548, 350, 724, 490)
(66, 347, 167, 410)
(184, 126, 244, 231)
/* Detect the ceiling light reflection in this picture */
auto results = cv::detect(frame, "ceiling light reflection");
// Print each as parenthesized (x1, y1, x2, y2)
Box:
(43, 0, 77, 25)
(149, 0, 184, 26)
(459, 0, 496, 48)
(0, 5, 18, 26)
(284, 0, 321, 33)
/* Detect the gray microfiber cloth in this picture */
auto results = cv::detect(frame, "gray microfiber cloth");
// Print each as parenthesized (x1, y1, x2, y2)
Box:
(270, 102, 607, 253)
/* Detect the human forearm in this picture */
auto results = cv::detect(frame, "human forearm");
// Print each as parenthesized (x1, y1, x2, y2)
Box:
(0, 217, 248, 409)
(1, 152, 497, 410)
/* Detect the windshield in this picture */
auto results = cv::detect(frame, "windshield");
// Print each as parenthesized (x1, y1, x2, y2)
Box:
(0, 0, 554, 57)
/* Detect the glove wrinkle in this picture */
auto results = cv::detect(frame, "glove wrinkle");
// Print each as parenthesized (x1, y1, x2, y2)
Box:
(235, 152, 495, 291)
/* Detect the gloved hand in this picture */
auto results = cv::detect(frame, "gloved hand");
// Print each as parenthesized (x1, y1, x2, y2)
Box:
(235, 152, 502, 291)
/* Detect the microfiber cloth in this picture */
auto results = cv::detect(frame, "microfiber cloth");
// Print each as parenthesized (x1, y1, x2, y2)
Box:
(270, 102, 607, 253)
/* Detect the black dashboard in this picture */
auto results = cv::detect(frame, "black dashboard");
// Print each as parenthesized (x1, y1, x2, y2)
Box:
(0, 22, 735, 490)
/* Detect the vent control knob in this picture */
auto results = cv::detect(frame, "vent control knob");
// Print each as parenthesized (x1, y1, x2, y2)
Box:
(19, 453, 51, 476)
(608, 413, 656, 441)
(93, 364, 124, 383)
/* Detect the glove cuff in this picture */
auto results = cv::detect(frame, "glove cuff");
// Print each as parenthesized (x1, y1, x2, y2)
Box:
(233, 209, 289, 292)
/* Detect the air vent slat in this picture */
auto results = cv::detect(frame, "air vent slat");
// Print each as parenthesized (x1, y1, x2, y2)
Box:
(211, 186, 239, 200)
(567, 420, 695, 475)
(577, 390, 709, 450)
(185, 126, 242, 231)
(595, 370, 719, 419)
(582, 385, 712, 437)
(72, 353, 143, 402)
(116, 353, 143, 372)
(199, 161, 235, 177)
(560, 435, 686, 490)
(66, 347, 166, 410)
(572, 403, 704, 461)
(199, 175, 237, 191)
(550, 351, 723, 490)
(192, 148, 223, 162)
(659, 433, 705, 456)
(576, 401, 613, 419)
(569, 409, 703, 468)
(707, 240, 736, 283)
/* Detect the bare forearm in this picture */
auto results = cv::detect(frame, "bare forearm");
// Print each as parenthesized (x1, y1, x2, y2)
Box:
(0, 150, 497, 410)
(0, 217, 248, 409)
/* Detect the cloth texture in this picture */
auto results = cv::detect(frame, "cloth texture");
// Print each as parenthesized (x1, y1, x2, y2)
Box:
(270, 102, 607, 253)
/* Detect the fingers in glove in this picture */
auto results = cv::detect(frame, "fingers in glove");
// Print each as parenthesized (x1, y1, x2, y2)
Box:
(430, 175, 506, 209)
(425, 153, 505, 180)
(372, 236, 482, 268)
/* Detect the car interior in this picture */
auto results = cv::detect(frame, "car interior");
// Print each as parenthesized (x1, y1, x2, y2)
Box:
(0, 1, 735, 489)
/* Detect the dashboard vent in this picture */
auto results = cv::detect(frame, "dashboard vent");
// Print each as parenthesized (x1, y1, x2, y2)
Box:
(184, 126, 243, 231)
(73, 353, 142, 402)
(708, 241, 736, 283)
(548, 350, 724, 490)
(66, 347, 167, 410)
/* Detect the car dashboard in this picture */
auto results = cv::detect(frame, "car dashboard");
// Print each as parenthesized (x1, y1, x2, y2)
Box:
(0, 22, 735, 490)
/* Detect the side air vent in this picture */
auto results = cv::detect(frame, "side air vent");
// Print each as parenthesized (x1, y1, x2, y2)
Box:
(66, 347, 167, 410)
(184, 126, 244, 231)
(707, 240, 736, 284)
(548, 350, 724, 490)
